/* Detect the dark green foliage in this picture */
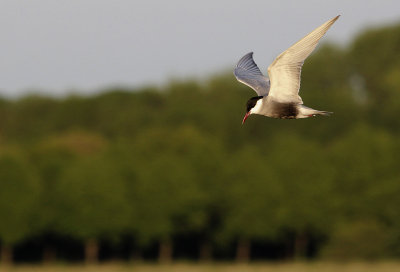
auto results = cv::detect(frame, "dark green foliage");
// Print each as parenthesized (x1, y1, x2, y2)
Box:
(0, 152, 40, 246)
(1, 22, 400, 263)
(322, 220, 390, 260)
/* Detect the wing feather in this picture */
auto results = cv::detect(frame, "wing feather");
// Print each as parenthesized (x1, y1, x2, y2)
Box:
(234, 52, 270, 96)
(267, 15, 340, 103)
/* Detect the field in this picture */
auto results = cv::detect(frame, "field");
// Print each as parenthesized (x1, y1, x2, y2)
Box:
(2, 262, 400, 272)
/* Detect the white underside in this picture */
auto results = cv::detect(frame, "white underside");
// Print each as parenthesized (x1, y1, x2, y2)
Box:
(297, 105, 318, 118)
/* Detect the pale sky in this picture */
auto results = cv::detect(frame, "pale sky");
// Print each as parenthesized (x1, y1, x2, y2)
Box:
(1, 0, 400, 97)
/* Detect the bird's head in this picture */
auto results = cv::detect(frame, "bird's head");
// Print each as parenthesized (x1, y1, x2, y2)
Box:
(242, 96, 263, 124)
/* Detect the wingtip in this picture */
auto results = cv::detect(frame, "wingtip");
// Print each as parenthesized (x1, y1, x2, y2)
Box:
(325, 15, 340, 26)
(236, 51, 255, 68)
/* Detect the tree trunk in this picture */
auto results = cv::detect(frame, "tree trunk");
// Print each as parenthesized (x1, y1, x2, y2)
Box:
(130, 248, 143, 263)
(236, 238, 250, 263)
(158, 238, 172, 264)
(294, 232, 308, 260)
(0, 245, 13, 266)
(285, 238, 294, 260)
(43, 245, 56, 264)
(84, 239, 99, 265)
(199, 240, 212, 262)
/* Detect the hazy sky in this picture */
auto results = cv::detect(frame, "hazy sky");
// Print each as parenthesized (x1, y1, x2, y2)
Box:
(1, 0, 400, 97)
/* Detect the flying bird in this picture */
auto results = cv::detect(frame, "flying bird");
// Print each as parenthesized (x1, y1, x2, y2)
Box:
(234, 15, 340, 124)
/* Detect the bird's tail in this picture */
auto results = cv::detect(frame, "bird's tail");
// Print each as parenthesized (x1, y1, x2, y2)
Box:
(297, 105, 333, 118)
(314, 110, 333, 116)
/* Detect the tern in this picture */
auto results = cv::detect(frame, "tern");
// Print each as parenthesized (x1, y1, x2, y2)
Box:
(235, 15, 340, 124)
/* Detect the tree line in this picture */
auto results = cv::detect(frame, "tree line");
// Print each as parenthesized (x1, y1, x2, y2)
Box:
(0, 22, 400, 265)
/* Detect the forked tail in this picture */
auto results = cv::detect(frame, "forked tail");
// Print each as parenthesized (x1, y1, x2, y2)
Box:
(297, 105, 333, 118)
(315, 110, 333, 116)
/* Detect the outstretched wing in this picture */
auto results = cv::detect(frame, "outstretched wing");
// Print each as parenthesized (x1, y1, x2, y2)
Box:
(234, 52, 270, 96)
(267, 15, 340, 103)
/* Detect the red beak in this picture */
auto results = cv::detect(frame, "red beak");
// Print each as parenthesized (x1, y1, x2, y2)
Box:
(242, 112, 250, 124)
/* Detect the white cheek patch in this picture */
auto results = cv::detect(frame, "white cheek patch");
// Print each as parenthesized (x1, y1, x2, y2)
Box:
(251, 99, 264, 114)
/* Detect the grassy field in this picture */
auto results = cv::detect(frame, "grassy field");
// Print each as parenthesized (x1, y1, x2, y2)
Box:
(2, 262, 400, 272)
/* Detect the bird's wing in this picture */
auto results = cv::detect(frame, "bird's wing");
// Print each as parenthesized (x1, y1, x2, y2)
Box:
(234, 52, 270, 96)
(267, 15, 340, 103)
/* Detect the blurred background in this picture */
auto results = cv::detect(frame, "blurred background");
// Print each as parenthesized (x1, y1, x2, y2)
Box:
(1, 0, 400, 270)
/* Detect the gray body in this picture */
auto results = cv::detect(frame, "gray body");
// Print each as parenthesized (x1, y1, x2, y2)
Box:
(260, 98, 298, 119)
(254, 96, 328, 119)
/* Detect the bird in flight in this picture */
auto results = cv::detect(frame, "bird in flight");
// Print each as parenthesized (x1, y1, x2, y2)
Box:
(234, 15, 340, 124)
